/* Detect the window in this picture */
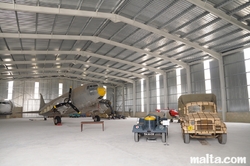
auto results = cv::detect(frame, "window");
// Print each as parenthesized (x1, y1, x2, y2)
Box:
(141, 79, 144, 112)
(7, 81, 13, 100)
(34, 82, 39, 99)
(176, 68, 182, 99)
(204, 60, 212, 93)
(59, 83, 63, 96)
(156, 74, 161, 109)
(244, 48, 250, 110)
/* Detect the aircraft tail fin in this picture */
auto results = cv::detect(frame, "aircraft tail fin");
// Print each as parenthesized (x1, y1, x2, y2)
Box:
(40, 93, 46, 109)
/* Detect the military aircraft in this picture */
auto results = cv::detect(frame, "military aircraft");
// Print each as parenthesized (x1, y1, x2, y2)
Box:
(0, 99, 14, 115)
(26, 83, 108, 125)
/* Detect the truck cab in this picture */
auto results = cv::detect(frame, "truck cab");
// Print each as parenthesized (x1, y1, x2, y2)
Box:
(178, 94, 227, 144)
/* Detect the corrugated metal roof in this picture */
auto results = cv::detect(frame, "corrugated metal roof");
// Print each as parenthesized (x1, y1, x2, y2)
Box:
(0, 0, 249, 85)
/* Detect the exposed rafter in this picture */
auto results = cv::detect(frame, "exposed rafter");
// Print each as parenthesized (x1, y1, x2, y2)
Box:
(0, 2, 221, 60)
(0, 38, 168, 74)
(0, 67, 134, 83)
(0, 72, 123, 85)
(186, 0, 250, 32)
(0, 60, 147, 79)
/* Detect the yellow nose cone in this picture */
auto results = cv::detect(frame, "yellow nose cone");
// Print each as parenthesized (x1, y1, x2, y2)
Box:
(97, 87, 106, 97)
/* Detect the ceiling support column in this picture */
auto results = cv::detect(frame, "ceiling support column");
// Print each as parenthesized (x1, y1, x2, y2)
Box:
(122, 85, 125, 115)
(133, 81, 136, 117)
(163, 73, 168, 109)
(218, 58, 227, 122)
(113, 87, 117, 114)
(146, 78, 150, 114)
(186, 65, 192, 94)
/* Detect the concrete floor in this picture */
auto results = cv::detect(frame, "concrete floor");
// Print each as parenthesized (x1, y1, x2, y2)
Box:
(0, 117, 249, 166)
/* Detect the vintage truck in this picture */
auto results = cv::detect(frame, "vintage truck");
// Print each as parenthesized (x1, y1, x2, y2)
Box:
(178, 94, 227, 144)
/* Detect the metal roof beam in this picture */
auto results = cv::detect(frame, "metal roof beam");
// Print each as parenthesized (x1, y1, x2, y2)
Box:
(169, 11, 209, 34)
(239, 14, 250, 21)
(186, 0, 250, 32)
(181, 18, 221, 39)
(160, 5, 196, 29)
(214, 0, 235, 9)
(226, 1, 250, 16)
(0, 59, 147, 79)
(145, 0, 179, 25)
(0, 33, 186, 69)
(0, 72, 122, 85)
(0, 2, 220, 62)
(0, 76, 117, 87)
(0, 67, 134, 83)
(0, 49, 165, 75)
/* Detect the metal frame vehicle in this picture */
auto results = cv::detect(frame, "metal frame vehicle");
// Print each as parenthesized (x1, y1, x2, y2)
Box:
(178, 94, 227, 144)
(132, 114, 169, 142)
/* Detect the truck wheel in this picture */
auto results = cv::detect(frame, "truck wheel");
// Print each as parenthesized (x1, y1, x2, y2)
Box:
(134, 133, 139, 142)
(218, 133, 227, 144)
(54, 116, 61, 125)
(183, 133, 190, 144)
(162, 133, 166, 142)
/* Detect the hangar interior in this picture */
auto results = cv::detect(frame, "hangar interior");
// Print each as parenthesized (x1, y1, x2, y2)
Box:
(0, 0, 250, 123)
(0, 1, 250, 166)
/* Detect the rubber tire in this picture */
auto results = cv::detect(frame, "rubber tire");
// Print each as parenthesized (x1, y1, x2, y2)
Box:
(94, 115, 100, 122)
(183, 133, 190, 144)
(218, 133, 227, 144)
(162, 133, 166, 142)
(134, 133, 139, 142)
(54, 116, 61, 125)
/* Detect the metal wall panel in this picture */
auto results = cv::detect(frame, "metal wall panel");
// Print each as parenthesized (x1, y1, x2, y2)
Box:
(114, 51, 250, 113)
(210, 60, 222, 110)
(0, 81, 8, 99)
(224, 51, 249, 112)
(191, 63, 205, 93)
(168, 70, 178, 109)
(12, 81, 25, 107)
(115, 86, 123, 112)
(0, 79, 83, 117)
(181, 69, 187, 94)
(149, 76, 156, 112)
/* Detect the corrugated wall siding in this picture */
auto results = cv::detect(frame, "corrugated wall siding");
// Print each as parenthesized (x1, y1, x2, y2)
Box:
(191, 63, 206, 94)
(168, 70, 178, 109)
(119, 52, 250, 113)
(190, 60, 222, 111)
(115, 86, 124, 112)
(149, 76, 156, 112)
(0, 79, 82, 117)
(0, 82, 9, 100)
(224, 52, 249, 112)
(210, 60, 222, 111)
